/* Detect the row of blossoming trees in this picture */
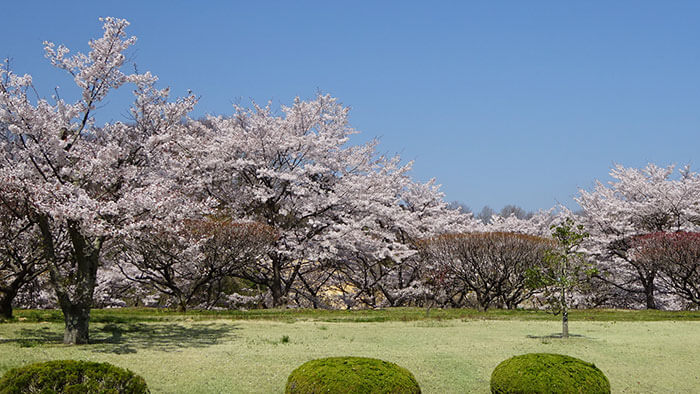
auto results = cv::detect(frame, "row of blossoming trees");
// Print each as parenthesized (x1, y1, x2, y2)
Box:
(1, 19, 700, 344)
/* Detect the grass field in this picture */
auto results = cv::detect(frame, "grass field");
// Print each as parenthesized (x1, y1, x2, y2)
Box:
(1, 308, 699, 393)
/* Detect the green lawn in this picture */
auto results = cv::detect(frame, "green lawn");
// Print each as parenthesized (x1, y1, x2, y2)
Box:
(1, 309, 699, 392)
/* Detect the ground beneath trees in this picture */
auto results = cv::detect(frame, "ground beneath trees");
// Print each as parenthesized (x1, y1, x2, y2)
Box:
(0, 310, 698, 392)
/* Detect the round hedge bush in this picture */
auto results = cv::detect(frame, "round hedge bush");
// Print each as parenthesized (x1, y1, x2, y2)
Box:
(286, 357, 421, 393)
(0, 360, 149, 394)
(490, 353, 610, 394)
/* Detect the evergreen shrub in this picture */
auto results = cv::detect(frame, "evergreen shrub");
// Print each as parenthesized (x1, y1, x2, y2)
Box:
(286, 356, 420, 393)
(0, 360, 149, 394)
(490, 353, 610, 394)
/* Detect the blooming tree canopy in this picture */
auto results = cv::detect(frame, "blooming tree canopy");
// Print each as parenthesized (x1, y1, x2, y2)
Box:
(192, 95, 458, 307)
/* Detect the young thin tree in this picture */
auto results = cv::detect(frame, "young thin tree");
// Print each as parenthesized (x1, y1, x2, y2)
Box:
(526, 218, 593, 338)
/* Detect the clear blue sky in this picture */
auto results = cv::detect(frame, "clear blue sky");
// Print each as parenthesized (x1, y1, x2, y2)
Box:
(3, 1, 699, 212)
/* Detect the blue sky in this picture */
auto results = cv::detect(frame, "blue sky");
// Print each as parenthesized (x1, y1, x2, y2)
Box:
(3, 1, 699, 212)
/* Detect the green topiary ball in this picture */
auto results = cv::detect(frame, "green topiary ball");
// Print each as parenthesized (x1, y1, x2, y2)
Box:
(490, 353, 610, 394)
(286, 356, 421, 394)
(0, 360, 150, 394)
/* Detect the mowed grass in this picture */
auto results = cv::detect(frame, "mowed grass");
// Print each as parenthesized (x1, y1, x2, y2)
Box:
(0, 309, 699, 393)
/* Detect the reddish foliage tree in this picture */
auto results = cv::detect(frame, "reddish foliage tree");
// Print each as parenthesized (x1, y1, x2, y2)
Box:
(633, 232, 700, 307)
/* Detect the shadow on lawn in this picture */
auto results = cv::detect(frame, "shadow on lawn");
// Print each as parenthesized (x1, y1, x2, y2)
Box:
(0, 325, 63, 347)
(526, 333, 593, 344)
(0, 322, 240, 354)
(526, 333, 587, 339)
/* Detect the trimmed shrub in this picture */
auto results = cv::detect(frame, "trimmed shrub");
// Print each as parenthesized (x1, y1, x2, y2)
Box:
(490, 353, 610, 394)
(0, 360, 149, 394)
(286, 356, 421, 393)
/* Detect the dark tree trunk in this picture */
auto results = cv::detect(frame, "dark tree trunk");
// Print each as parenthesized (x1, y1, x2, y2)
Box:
(297, 271, 323, 309)
(61, 303, 91, 344)
(39, 218, 102, 345)
(424, 294, 433, 318)
(0, 290, 15, 319)
(268, 257, 301, 308)
(0, 267, 34, 320)
(642, 272, 657, 309)
(309, 295, 319, 309)
(271, 260, 284, 308)
(645, 288, 657, 310)
(475, 291, 490, 311)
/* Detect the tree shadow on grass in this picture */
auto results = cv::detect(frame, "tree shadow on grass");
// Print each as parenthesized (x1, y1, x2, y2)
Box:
(0, 325, 63, 347)
(0, 322, 240, 354)
(91, 322, 241, 354)
(526, 333, 587, 339)
(526, 333, 593, 344)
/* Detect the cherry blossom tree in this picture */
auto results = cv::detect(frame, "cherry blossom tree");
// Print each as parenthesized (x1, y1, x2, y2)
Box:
(381, 178, 474, 305)
(576, 163, 700, 309)
(0, 18, 199, 343)
(194, 96, 423, 307)
(324, 175, 474, 309)
(284, 155, 412, 308)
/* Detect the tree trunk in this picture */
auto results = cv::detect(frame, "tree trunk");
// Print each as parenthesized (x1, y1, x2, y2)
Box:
(561, 286, 569, 338)
(39, 219, 102, 345)
(424, 294, 433, 318)
(475, 292, 489, 311)
(271, 261, 284, 308)
(1, 274, 28, 320)
(0, 290, 15, 319)
(645, 289, 657, 309)
(62, 304, 91, 344)
(643, 274, 657, 309)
